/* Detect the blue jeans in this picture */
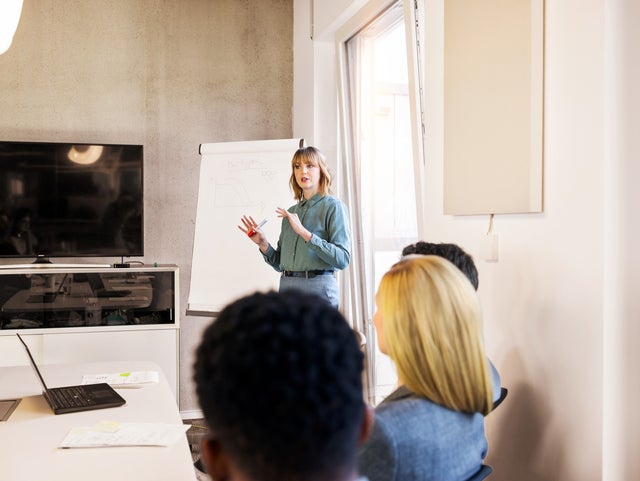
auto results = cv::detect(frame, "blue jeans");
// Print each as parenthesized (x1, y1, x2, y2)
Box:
(279, 273, 339, 308)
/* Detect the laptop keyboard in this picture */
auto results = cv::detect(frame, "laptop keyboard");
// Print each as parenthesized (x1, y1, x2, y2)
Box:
(49, 386, 96, 408)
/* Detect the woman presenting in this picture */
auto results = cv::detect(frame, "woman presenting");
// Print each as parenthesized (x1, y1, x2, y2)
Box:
(239, 142, 350, 308)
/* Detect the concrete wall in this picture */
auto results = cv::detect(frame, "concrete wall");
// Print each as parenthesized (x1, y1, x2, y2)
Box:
(296, 0, 639, 479)
(0, 0, 293, 413)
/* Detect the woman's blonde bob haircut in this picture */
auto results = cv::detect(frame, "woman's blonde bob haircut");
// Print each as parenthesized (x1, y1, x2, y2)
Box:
(377, 255, 494, 415)
(289, 146, 332, 201)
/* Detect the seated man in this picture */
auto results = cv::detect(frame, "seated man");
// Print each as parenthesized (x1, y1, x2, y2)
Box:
(401, 241, 502, 403)
(193, 290, 373, 481)
(402, 241, 479, 289)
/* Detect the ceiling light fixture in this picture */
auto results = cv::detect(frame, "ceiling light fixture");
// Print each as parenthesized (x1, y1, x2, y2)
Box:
(0, 0, 23, 55)
(68, 145, 104, 165)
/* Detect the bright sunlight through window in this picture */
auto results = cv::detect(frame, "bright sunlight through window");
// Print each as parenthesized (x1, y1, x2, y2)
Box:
(345, 1, 419, 403)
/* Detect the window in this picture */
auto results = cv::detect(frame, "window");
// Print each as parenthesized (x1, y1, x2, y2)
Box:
(340, 0, 423, 403)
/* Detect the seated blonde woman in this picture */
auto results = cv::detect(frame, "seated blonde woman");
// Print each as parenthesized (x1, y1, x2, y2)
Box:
(358, 255, 500, 481)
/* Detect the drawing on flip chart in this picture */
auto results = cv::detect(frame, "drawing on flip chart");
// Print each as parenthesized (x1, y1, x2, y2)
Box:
(189, 138, 300, 313)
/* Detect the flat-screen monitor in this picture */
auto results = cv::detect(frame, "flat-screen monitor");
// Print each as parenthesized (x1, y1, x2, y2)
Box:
(0, 141, 143, 260)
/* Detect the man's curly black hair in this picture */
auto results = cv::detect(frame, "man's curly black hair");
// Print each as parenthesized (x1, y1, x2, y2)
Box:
(193, 290, 365, 481)
(402, 241, 479, 290)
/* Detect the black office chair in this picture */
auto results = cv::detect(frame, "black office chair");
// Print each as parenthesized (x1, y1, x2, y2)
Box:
(468, 386, 508, 480)
(352, 329, 366, 350)
(467, 464, 493, 481)
(492, 387, 508, 410)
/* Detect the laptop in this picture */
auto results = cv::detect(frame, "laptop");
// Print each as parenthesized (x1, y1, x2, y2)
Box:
(16, 333, 126, 415)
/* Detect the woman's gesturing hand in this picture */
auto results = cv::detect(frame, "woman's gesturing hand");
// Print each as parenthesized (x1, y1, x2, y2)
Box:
(276, 208, 311, 242)
(238, 215, 269, 251)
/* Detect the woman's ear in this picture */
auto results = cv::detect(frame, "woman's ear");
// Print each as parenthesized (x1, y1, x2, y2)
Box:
(200, 436, 232, 481)
(358, 404, 375, 446)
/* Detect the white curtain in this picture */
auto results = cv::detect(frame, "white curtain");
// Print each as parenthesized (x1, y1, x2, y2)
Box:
(338, 0, 426, 404)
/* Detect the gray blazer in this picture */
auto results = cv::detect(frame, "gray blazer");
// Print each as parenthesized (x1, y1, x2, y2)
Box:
(358, 363, 501, 481)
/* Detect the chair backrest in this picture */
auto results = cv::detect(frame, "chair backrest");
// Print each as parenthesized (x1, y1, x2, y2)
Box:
(352, 329, 366, 350)
(467, 388, 507, 481)
(467, 464, 493, 481)
(492, 386, 508, 410)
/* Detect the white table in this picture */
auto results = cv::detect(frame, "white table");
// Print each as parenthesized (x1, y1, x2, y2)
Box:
(0, 361, 197, 481)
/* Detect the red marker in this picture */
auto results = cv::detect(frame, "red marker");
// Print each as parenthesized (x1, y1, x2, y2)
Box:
(248, 219, 267, 237)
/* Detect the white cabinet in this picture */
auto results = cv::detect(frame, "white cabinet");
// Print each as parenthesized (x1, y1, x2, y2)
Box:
(0, 264, 180, 400)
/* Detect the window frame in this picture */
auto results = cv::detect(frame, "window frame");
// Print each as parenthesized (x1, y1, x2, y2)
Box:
(335, 0, 425, 403)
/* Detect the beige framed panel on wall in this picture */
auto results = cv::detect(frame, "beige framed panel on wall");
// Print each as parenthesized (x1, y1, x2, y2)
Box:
(444, 0, 544, 215)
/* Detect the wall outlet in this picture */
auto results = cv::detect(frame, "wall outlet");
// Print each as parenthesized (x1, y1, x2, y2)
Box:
(481, 233, 499, 262)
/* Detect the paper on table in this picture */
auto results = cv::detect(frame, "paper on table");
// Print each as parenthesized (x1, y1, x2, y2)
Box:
(59, 421, 189, 448)
(81, 371, 159, 386)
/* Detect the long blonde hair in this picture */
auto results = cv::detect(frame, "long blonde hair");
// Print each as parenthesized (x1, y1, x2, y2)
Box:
(289, 146, 332, 201)
(378, 255, 494, 414)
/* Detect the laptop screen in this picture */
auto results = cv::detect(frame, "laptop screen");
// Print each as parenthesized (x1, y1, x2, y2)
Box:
(16, 333, 50, 392)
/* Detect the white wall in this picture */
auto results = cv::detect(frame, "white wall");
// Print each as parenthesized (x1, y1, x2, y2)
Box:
(294, 0, 639, 479)
(603, 1, 640, 479)
(433, 1, 605, 478)
(293, 0, 371, 173)
(293, 0, 314, 141)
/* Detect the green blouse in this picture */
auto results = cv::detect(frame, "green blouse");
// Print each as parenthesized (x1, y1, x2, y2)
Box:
(262, 193, 351, 272)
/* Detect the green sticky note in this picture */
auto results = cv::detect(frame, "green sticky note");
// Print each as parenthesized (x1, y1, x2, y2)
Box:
(120, 372, 131, 377)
